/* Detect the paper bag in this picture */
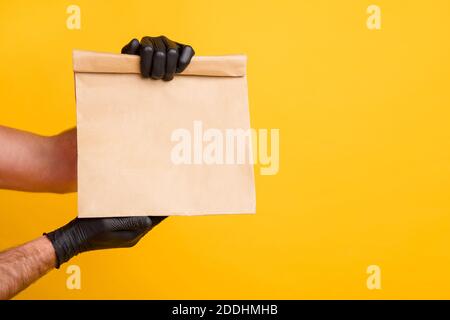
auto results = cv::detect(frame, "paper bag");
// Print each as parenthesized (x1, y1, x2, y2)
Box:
(73, 50, 256, 217)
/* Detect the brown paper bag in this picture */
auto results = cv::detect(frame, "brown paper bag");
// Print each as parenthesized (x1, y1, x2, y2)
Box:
(74, 50, 256, 217)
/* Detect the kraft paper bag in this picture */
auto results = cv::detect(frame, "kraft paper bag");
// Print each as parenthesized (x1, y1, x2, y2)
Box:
(73, 50, 256, 217)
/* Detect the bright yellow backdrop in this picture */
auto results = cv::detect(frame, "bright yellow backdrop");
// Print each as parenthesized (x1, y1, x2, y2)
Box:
(1, 0, 450, 299)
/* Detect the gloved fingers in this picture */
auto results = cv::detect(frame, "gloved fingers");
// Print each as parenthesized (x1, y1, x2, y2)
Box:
(90, 230, 143, 248)
(162, 36, 179, 81)
(121, 38, 140, 55)
(150, 36, 166, 80)
(139, 36, 154, 78)
(125, 36, 194, 79)
(150, 216, 167, 228)
(176, 43, 195, 73)
(111, 230, 145, 247)
(116, 217, 168, 247)
(103, 216, 152, 232)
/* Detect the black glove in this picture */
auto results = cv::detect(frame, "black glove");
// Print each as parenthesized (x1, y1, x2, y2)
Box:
(121, 35, 195, 81)
(45, 216, 166, 268)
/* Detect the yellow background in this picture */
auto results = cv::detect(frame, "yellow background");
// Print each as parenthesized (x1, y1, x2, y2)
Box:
(1, 0, 450, 299)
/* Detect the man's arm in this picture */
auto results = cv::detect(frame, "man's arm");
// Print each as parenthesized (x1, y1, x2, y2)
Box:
(0, 126, 77, 193)
(0, 36, 194, 194)
(0, 236, 55, 300)
(0, 216, 165, 299)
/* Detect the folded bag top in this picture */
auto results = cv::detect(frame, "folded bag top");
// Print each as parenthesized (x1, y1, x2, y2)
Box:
(73, 50, 247, 77)
(73, 50, 255, 218)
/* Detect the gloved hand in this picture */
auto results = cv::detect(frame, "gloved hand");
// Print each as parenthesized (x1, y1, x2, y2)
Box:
(121, 35, 195, 81)
(45, 216, 166, 268)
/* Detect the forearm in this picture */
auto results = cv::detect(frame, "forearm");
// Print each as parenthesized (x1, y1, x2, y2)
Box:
(0, 126, 77, 193)
(0, 236, 56, 300)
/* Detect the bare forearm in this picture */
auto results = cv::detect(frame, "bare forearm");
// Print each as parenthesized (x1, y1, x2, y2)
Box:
(0, 236, 56, 300)
(0, 126, 77, 193)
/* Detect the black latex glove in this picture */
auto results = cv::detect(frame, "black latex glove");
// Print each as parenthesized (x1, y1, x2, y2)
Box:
(121, 35, 195, 81)
(45, 216, 166, 268)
